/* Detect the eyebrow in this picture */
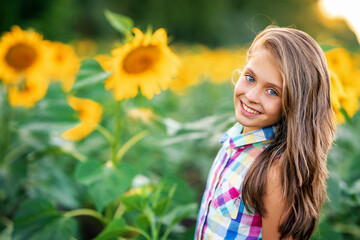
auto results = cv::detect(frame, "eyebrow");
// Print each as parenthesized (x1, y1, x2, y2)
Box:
(246, 67, 257, 79)
(246, 67, 282, 90)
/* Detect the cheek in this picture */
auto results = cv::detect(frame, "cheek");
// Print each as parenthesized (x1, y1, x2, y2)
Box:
(234, 79, 245, 96)
(269, 100, 282, 118)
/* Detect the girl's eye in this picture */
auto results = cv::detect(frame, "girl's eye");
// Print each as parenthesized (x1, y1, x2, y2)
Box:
(267, 89, 278, 96)
(246, 75, 255, 83)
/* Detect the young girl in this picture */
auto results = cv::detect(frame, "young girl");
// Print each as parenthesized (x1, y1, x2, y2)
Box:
(195, 27, 335, 240)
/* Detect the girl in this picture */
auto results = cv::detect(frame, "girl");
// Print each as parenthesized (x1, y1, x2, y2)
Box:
(195, 26, 335, 240)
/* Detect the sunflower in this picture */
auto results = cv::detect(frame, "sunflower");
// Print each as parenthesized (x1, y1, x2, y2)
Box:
(0, 26, 48, 85)
(169, 53, 204, 94)
(326, 48, 360, 95)
(106, 28, 180, 100)
(169, 47, 246, 94)
(61, 96, 103, 141)
(329, 71, 347, 124)
(45, 41, 80, 92)
(202, 48, 246, 84)
(326, 48, 360, 123)
(8, 73, 49, 108)
(94, 54, 112, 72)
(71, 39, 98, 58)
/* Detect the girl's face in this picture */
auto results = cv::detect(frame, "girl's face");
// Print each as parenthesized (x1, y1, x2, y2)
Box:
(234, 48, 283, 133)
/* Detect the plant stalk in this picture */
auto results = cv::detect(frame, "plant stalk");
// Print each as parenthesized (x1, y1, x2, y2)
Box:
(96, 124, 114, 144)
(111, 101, 122, 167)
(64, 209, 107, 224)
(116, 130, 149, 164)
(126, 226, 152, 240)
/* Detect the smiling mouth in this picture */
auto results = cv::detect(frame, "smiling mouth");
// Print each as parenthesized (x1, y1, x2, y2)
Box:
(241, 101, 261, 115)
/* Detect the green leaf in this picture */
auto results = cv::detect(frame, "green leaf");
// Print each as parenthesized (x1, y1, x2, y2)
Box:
(312, 221, 343, 240)
(0, 222, 12, 240)
(71, 59, 111, 91)
(163, 203, 197, 228)
(162, 175, 195, 204)
(93, 218, 127, 240)
(135, 214, 149, 230)
(151, 182, 164, 207)
(75, 159, 103, 185)
(88, 163, 137, 212)
(26, 156, 84, 209)
(340, 107, 352, 125)
(320, 44, 336, 52)
(104, 9, 134, 35)
(19, 83, 76, 133)
(121, 194, 145, 211)
(326, 174, 341, 210)
(14, 199, 58, 224)
(153, 184, 176, 216)
(13, 199, 77, 240)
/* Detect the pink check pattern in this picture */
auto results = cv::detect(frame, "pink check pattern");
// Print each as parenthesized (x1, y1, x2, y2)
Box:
(194, 122, 276, 240)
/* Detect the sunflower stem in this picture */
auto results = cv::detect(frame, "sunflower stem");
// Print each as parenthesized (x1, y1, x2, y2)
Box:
(0, 88, 13, 164)
(116, 130, 150, 164)
(125, 226, 152, 240)
(96, 124, 114, 144)
(64, 209, 107, 224)
(111, 101, 122, 167)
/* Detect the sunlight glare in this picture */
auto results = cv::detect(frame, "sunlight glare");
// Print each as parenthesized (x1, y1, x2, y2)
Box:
(319, 0, 360, 43)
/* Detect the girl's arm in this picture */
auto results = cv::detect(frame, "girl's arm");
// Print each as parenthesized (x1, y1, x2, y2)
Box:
(262, 163, 292, 240)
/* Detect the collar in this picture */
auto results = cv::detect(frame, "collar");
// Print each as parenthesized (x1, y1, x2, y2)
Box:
(220, 122, 276, 148)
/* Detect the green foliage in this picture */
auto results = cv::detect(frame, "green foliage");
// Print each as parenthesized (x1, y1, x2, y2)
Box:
(0, 54, 206, 239)
(76, 160, 137, 212)
(13, 199, 77, 240)
(104, 9, 134, 36)
(312, 110, 360, 240)
(71, 59, 111, 92)
(93, 218, 127, 240)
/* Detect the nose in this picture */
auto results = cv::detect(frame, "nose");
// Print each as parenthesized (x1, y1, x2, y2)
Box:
(245, 86, 261, 103)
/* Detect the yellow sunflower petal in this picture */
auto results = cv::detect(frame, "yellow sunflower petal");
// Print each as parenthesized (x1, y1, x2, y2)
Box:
(341, 87, 358, 117)
(61, 122, 97, 141)
(326, 48, 359, 88)
(151, 28, 167, 45)
(45, 41, 80, 92)
(113, 76, 139, 100)
(170, 53, 204, 93)
(132, 28, 145, 46)
(8, 74, 49, 108)
(329, 71, 345, 124)
(94, 54, 112, 72)
(326, 47, 360, 124)
(139, 76, 162, 99)
(61, 96, 103, 141)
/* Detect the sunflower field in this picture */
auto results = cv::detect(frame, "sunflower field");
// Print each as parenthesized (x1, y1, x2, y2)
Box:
(1, 1, 360, 240)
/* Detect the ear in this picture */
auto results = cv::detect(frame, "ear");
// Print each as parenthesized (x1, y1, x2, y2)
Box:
(232, 69, 242, 86)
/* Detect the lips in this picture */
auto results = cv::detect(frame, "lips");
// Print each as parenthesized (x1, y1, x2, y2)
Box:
(240, 100, 261, 115)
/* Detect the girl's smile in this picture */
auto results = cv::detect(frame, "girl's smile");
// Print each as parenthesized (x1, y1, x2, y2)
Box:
(234, 47, 283, 133)
(240, 100, 261, 116)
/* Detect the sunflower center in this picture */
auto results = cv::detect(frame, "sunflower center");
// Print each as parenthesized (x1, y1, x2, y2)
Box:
(55, 52, 64, 63)
(123, 46, 160, 74)
(5, 43, 37, 71)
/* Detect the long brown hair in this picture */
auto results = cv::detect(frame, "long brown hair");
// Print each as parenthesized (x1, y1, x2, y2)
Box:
(242, 27, 336, 240)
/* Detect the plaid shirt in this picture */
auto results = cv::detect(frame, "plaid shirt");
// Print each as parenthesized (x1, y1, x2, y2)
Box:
(195, 122, 276, 240)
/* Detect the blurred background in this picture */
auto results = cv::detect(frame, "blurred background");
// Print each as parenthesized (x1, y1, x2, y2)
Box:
(1, 0, 359, 48)
(0, 0, 359, 240)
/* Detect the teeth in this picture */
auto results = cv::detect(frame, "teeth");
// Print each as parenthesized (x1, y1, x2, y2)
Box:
(242, 102, 260, 114)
